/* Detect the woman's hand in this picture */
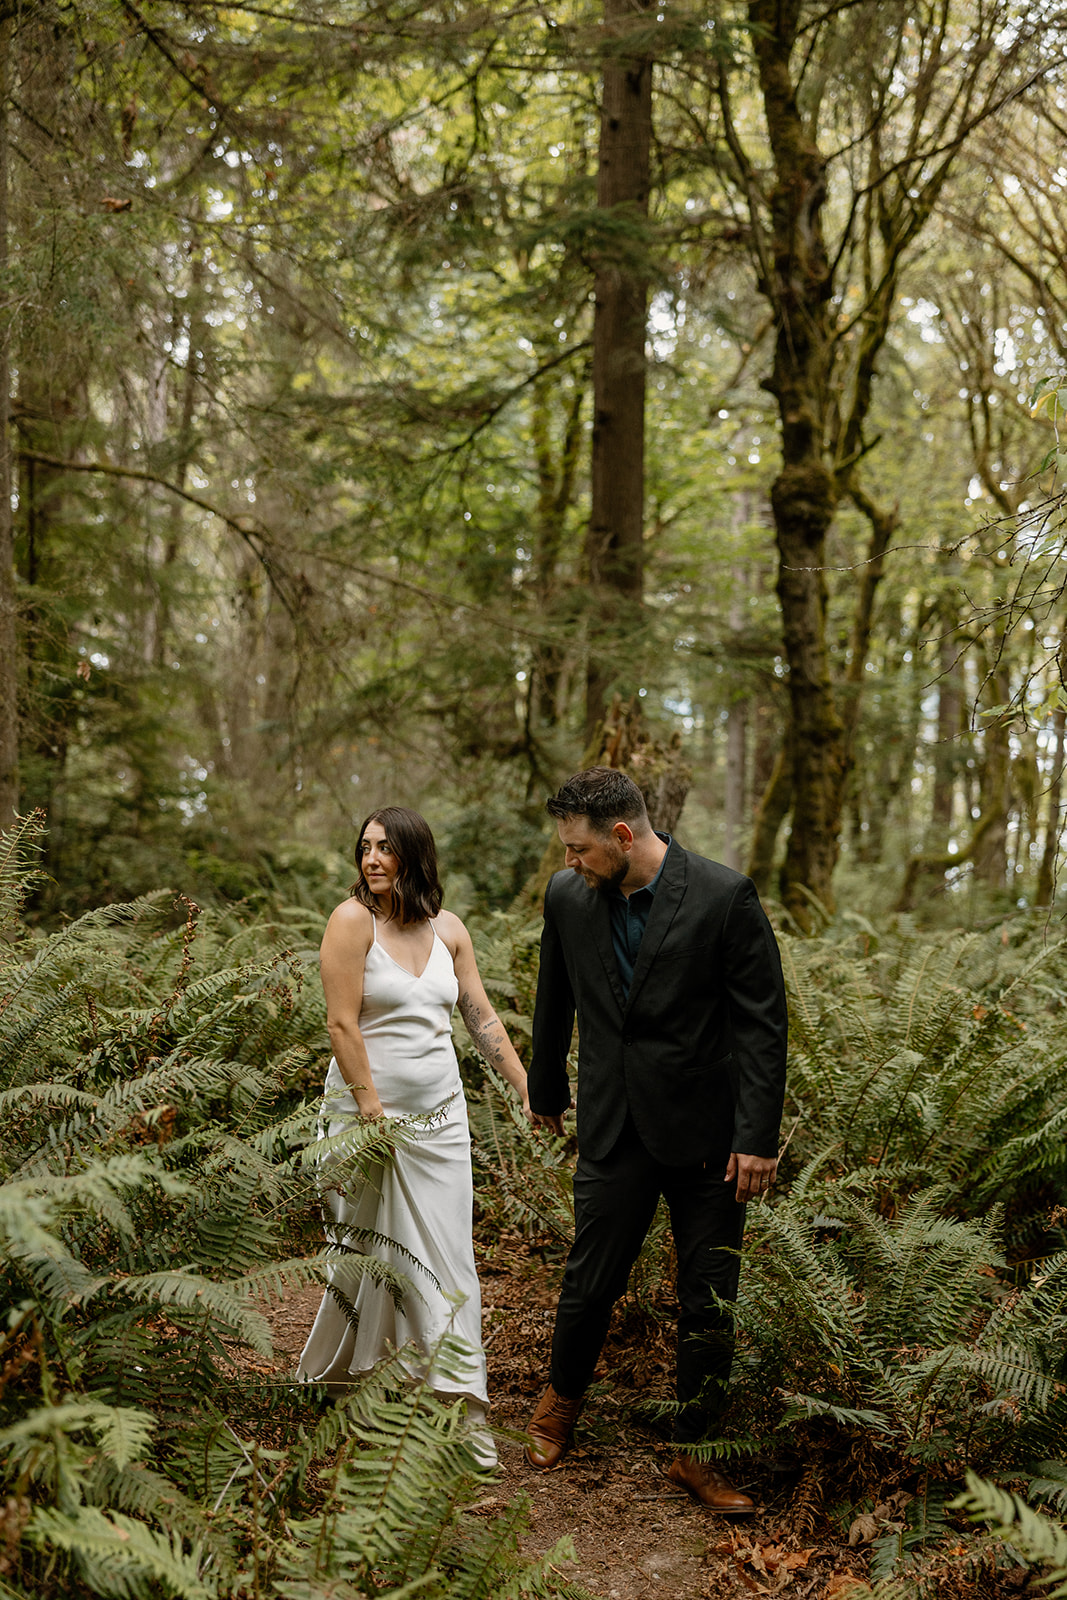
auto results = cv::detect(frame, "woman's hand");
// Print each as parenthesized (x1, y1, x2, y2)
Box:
(354, 1091, 386, 1121)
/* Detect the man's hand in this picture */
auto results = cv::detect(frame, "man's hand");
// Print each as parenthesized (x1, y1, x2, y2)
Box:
(531, 1110, 568, 1136)
(726, 1151, 777, 1204)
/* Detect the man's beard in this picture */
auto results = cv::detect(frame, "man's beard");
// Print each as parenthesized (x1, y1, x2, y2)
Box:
(582, 855, 628, 893)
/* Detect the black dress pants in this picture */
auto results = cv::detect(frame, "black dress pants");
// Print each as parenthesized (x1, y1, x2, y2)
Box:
(549, 1114, 745, 1444)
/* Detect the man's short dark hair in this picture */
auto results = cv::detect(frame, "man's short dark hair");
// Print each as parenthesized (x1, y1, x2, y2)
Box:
(546, 767, 649, 834)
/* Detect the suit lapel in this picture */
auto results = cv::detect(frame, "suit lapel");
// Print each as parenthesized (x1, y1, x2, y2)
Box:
(623, 842, 687, 1015)
(589, 887, 627, 1012)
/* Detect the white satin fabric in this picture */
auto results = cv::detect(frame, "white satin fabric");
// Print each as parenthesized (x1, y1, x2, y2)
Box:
(296, 920, 489, 1413)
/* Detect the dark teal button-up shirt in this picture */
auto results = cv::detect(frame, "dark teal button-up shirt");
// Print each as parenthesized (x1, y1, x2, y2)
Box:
(607, 833, 670, 997)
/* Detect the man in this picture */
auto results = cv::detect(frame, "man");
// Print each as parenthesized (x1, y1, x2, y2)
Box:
(525, 767, 788, 1512)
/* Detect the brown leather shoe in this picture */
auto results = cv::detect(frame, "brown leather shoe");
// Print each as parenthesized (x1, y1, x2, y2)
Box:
(666, 1454, 755, 1513)
(525, 1384, 583, 1469)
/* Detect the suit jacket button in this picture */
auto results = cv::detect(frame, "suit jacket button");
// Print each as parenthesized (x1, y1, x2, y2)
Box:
(623, 1032, 634, 1046)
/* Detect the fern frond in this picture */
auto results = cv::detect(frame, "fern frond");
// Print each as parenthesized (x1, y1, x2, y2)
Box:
(778, 1390, 896, 1434)
(28, 1506, 211, 1600)
(0, 1080, 102, 1120)
(1028, 1459, 1067, 1514)
(0, 811, 48, 942)
(953, 1471, 1067, 1596)
(119, 1271, 274, 1356)
(0, 1401, 154, 1469)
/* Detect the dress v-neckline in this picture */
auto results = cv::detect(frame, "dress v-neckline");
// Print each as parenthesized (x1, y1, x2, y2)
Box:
(372, 921, 438, 982)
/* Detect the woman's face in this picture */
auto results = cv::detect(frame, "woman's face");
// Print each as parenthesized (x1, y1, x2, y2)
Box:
(359, 819, 400, 897)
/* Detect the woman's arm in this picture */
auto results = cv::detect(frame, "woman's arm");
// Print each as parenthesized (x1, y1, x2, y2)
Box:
(440, 913, 532, 1120)
(319, 900, 384, 1119)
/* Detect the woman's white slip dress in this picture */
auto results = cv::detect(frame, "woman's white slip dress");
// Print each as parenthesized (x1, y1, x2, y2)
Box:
(296, 917, 489, 1411)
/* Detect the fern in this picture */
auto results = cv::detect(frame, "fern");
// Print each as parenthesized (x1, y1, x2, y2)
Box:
(1, 823, 607, 1599)
(6, 823, 1067, 1596)
(28, 1507, 212, 1600)
(779, 926, 1067, 1234)
(729, 1186, 1067, 1473)
(0, 810, 48, 936)
(277, 1364, 595, 1599)
(468, 1067, 575, 1242)
(954, 1471, 1067, 1596)
(1026, 1461, 1067, 1511)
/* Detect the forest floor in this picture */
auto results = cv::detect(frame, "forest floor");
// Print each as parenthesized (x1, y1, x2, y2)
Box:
(260, 1225, 894, 1600)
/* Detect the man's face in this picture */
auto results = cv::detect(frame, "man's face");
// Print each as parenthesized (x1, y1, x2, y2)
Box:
(557, 816, 630, 892)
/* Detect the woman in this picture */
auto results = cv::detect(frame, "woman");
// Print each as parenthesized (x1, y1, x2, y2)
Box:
(297, 806, 531, 1463)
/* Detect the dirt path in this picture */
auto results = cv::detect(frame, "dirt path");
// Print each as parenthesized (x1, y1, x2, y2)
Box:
(265, 1267, 870, 1600)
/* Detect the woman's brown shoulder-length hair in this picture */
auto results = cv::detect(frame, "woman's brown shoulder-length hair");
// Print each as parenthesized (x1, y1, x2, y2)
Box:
(350, 806, 443, 925)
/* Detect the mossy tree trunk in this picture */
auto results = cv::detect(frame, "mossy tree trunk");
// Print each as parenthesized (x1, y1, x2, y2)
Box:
(0, 16, 14, 825)
(747, 0, 844, 924)
(723, 0, 1039, 926)
(585, 0, 653, 740)
(1036, 676, 1066, 908)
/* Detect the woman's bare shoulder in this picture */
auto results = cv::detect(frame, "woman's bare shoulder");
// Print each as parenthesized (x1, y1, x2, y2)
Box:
(432, 908, 469, 954)
(322, 897, 375, 949)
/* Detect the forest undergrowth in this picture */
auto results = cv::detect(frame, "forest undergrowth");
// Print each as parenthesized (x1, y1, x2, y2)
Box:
(2, 813, 1066, 1599)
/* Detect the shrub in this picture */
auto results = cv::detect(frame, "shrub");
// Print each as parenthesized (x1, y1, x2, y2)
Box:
(0, 816, 593, 1600)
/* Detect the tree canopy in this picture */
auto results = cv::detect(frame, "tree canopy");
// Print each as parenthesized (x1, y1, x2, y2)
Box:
(2, 0, 1066, 923)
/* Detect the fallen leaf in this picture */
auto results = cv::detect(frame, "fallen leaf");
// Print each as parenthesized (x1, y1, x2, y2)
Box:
(847, 1513, 879, 1547)
(784, 1548, 816, 1570)
(825, 1576, 872, 1598)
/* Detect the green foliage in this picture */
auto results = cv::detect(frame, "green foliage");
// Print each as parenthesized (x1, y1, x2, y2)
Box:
(465, 903, 1067, 1595)
(278, 1359, 589, 1599)
(693, 916, 1067, 1589)
(954, 1470, 1067, 1597)
(0, 824, 592, 1598)
(779, 925, 1067, 1234)
(7, 826, 1067, 1593)
(729, 1190, 1067, 1472)
(469, 1067, 575, 1245)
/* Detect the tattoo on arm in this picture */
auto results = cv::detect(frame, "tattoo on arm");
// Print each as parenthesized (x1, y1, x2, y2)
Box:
(459, 990, 509, 1067)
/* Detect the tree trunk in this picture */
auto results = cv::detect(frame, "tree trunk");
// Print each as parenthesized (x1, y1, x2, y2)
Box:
(841, 486, 899, 755)
(12, 9, 85, 838)
(723, 700, 747, 872)
(749, 690, 782, 821)
(747, 734, 793, 899)
(930, 624, 963, 850)
(1036, 694, 1066, 907)
(585, 0, 652, 738)
(516, 695, 691, 910)
(973, 676, 1012, 889)
(0, 16, 15, 825)
(747, 0, 844, 927)
(723, 540, 750, 872)
(531, 375, 583, 732)
(149, 240, 206, 667)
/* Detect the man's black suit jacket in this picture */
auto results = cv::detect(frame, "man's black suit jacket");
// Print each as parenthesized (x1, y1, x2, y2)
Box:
(528, 841, 788, 1168)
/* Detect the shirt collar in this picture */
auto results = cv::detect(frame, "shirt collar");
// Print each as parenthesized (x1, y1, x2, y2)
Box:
(610, 832, 672, 901)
